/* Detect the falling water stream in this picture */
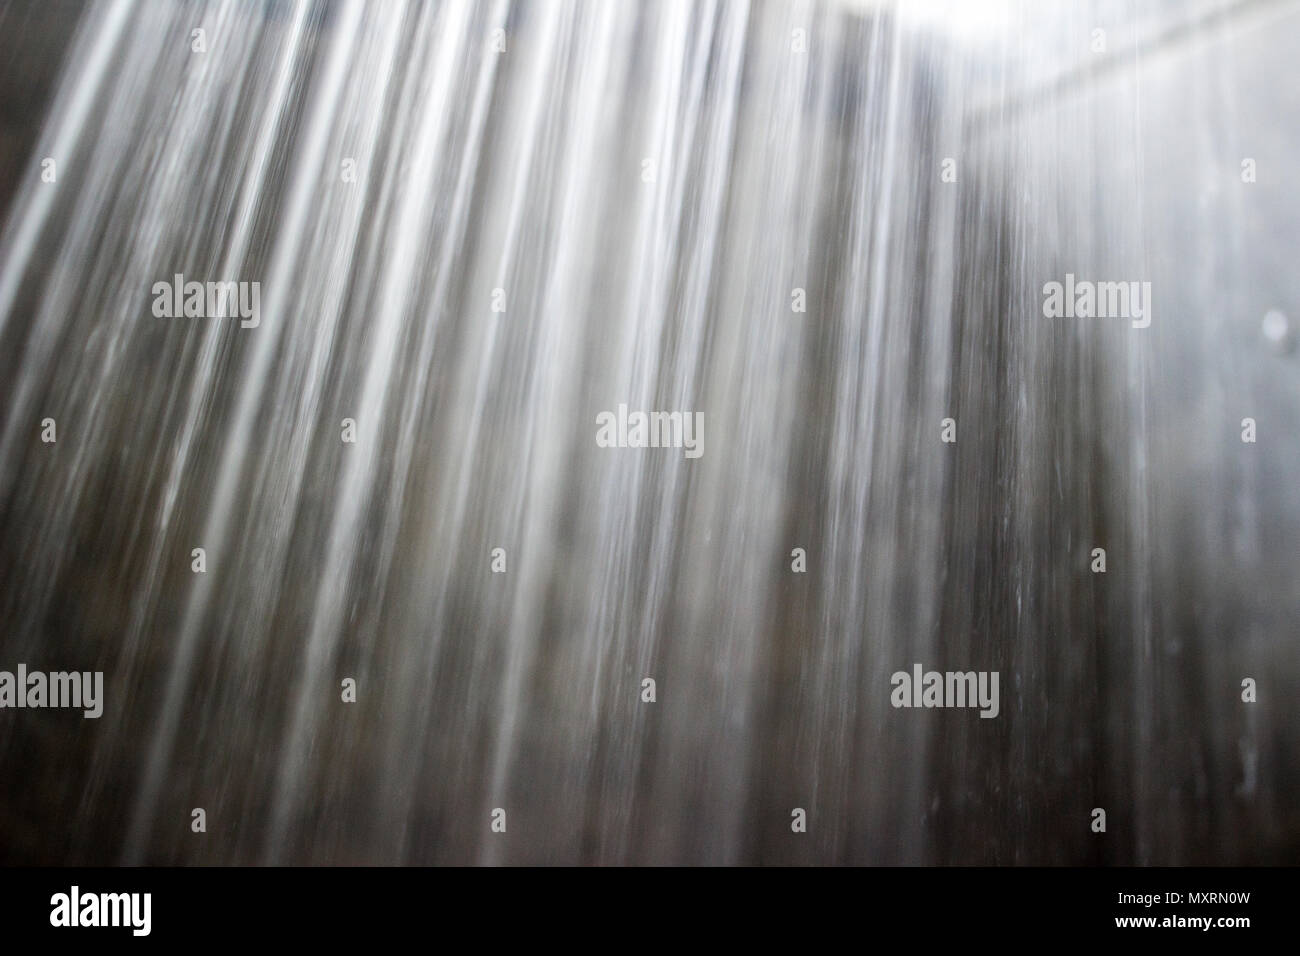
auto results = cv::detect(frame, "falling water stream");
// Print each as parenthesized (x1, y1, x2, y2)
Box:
(0, 0, 1296, 865)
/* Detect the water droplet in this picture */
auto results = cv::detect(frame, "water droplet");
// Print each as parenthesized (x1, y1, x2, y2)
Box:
(1262, 309, 1291, 352)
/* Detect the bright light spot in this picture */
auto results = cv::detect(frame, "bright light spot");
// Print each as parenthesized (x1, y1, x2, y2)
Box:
(837, 0, 1014, 39)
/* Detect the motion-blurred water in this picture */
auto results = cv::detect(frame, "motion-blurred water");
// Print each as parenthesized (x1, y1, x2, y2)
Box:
(0, 0, 1296, 864)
